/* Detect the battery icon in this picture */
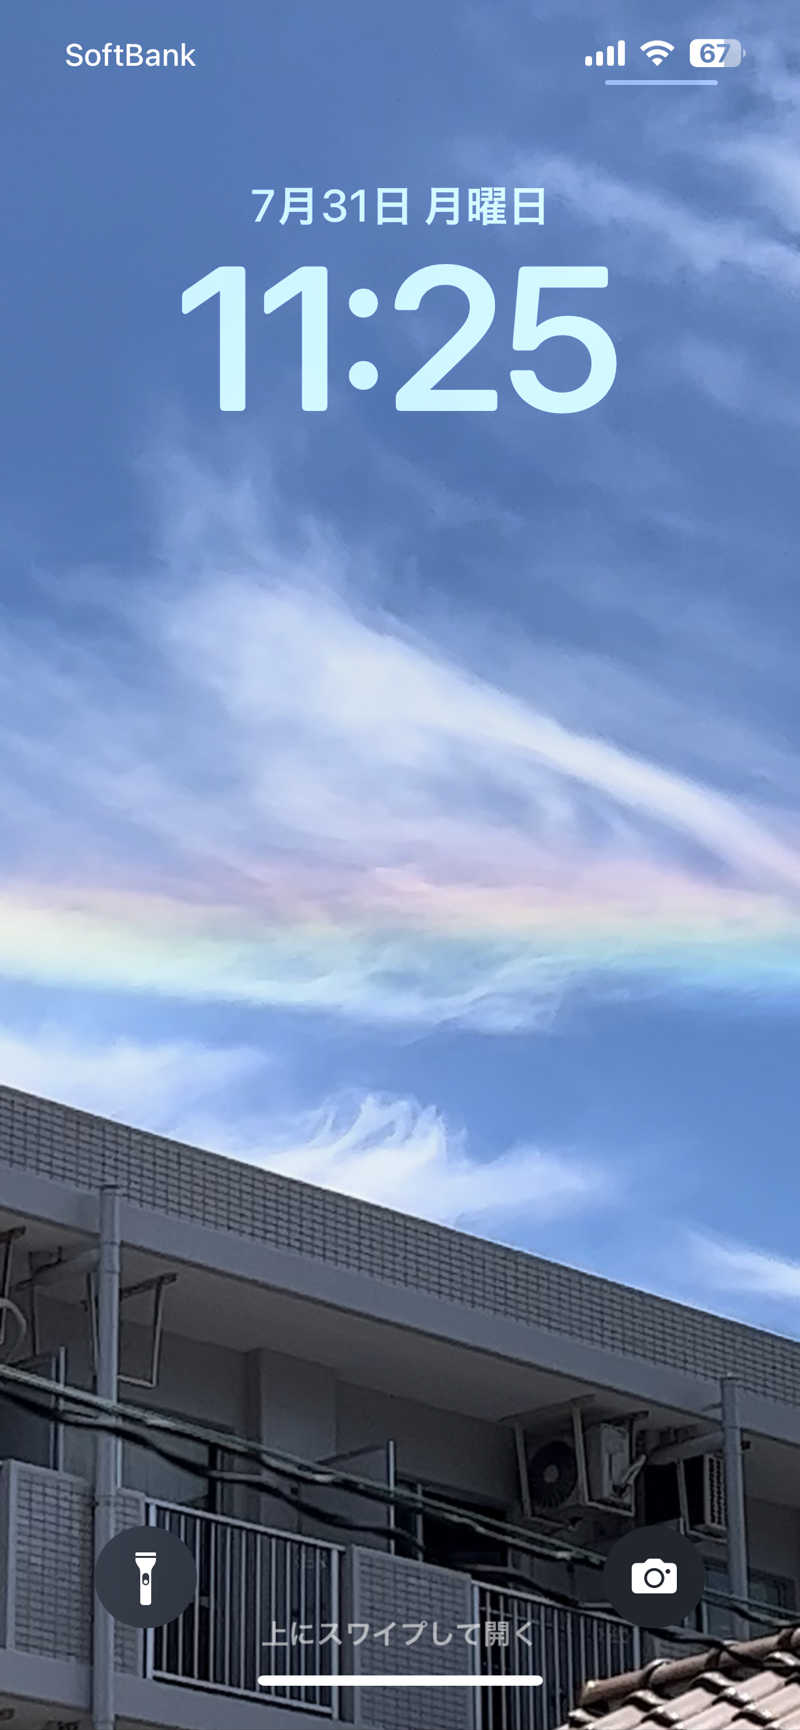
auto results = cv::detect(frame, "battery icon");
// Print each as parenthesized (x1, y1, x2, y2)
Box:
(689, 38, 744, 66)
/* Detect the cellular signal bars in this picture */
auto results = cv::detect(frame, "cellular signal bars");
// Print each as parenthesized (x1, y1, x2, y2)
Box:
(585, 40, 626, 65)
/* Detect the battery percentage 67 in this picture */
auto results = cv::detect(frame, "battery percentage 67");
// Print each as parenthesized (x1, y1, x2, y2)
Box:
(689, 38, 744, 66)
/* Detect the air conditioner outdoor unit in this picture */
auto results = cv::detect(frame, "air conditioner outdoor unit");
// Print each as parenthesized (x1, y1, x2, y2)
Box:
(680, 1453, 727, 1537)
(524, 1416, 636, 1517)
(586, 1422, 633, 1503)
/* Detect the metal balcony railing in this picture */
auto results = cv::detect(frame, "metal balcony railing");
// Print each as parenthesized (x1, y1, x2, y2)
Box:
(474, 1582, 640, 1730)
(142, 1501, 642, 1725)
(146, 1500, 342, 1715)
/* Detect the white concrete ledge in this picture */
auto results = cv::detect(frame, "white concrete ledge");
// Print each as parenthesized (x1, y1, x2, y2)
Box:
(0, 1649, 341, 1730)
(0, 1649, 90, 1710)
(118, 1672, 341, 1730)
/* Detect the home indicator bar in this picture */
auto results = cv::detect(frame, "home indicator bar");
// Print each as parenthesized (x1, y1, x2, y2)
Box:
(258, 1676, 544, 1689)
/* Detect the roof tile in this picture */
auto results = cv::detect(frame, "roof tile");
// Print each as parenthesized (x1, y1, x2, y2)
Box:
(559, 1628, 800, 1730)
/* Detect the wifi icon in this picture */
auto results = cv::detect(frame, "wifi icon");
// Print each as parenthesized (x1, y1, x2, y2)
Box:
(640, 38, 675, 64)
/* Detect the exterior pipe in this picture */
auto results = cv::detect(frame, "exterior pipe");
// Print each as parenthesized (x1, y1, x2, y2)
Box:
(648, 1430, 724, 1466)
(721, 1376, 749, 1635)
(93, 1187, 120, 1730)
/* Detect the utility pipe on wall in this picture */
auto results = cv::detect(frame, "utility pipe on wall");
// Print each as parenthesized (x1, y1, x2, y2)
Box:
(721, 1376, 749, 1636)
(92, 1187, 120, 1730)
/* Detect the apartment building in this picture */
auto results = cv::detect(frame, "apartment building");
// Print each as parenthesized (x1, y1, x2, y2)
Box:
(0, 1082, 799, 1730)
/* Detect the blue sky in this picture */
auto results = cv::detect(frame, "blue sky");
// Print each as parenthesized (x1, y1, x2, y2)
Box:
(2, 0, 800, 1332)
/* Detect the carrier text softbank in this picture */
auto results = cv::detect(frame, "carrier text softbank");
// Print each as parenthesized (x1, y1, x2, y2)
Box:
(66, 43, 196, 67)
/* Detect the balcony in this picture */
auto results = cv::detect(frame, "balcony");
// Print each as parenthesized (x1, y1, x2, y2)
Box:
(147, 1500, 342, 1715)
(474, 1581, 640, 1730)
(148, 1499, 640, 1728)
(0, 1461, 647, 1730)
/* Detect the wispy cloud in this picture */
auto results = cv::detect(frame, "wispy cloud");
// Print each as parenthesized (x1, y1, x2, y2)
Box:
(0, 1026, 265, 1131)
(677, 336, 800, 425)
(706, 29, 800, 237)
(182, 1089, 608, 1230)
(6, 1021, 799, 1316)
(1, 452, 799, 1028)
(492, 150, 800, 291)
(688, 1230, 800, 1303)
(0, 1028, 607, 1233)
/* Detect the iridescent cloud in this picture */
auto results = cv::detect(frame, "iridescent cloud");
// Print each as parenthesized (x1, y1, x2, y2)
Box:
(1, 458, 798, 1029)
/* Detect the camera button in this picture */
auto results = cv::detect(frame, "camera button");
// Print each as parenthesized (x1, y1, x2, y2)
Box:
(603, 1525, 705, 1628)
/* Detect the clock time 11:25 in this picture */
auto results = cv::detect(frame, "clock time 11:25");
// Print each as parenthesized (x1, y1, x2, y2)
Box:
(182, 264, 618, 414)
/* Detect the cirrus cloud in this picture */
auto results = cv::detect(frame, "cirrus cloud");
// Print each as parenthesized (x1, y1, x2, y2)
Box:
(0, 453, 799, 1031)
